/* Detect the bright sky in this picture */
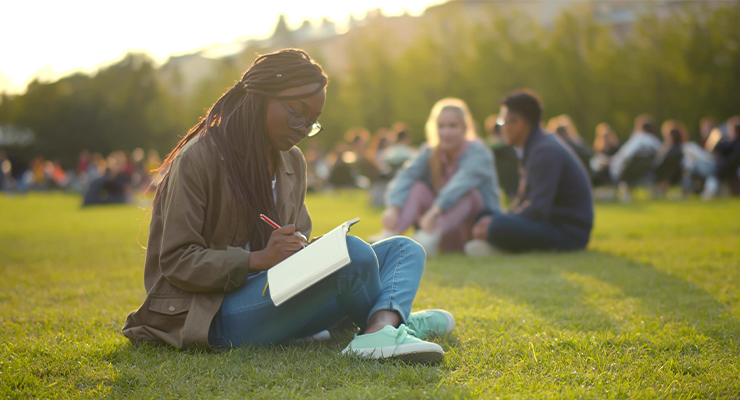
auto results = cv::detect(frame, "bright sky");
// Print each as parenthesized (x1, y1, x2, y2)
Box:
(0, 0, 444, 95)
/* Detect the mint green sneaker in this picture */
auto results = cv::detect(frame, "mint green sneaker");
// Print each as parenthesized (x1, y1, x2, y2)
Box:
(406, 309, 455, 339)
(342, 324, 444, 364)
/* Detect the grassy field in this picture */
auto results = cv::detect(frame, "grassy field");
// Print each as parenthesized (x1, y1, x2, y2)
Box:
(1, 191, 739, 398)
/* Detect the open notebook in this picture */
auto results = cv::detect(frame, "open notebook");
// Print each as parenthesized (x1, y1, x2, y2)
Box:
(267, 218, 360, 306)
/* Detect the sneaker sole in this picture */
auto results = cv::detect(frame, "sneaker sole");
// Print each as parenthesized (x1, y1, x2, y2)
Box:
(394, 350, 444, 364)
(343, 343, 444, 364)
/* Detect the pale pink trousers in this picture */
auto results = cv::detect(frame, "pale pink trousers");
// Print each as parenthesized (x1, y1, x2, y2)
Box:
(395, 181, 483, 252)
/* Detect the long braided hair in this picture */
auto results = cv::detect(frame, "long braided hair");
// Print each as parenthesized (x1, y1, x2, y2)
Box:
(156, 49, 328, 251)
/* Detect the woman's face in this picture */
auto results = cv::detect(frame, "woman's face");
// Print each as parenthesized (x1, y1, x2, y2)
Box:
(436, 108, 467, 152)
(266, 82, 326, 152)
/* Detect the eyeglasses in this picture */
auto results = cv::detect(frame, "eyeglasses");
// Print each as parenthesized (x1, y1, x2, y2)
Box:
(497, 116, 518, 127)
(280, 100, 322, 137)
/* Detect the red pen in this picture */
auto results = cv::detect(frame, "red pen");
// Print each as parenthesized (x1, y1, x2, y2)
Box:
(259, 214, 281, 230)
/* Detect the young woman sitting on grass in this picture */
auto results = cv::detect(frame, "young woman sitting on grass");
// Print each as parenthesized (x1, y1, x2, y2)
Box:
(122, 49, 454, 364)
(372, 98, 502, 256)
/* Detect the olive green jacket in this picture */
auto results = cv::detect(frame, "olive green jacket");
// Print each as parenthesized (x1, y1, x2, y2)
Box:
(122, 135, 312, 349)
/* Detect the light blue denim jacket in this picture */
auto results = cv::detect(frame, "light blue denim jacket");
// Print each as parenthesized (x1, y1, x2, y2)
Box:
(386, 141, 502, 213)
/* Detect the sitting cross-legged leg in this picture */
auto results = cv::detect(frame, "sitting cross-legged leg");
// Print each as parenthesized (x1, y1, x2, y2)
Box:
(208, 236, 451, 363)
(436, 189, 483, 253)
(485, 213, 586, 253)
(395, 181, 435, 234)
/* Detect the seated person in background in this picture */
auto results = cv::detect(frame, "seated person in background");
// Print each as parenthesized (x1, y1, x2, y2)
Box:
(710, 117, 740, 195)
(20, 157, 48, 191)
(326, 129, 380, 189)
(366, 128, 393, 177)
(381, 123, 417, 174)
(465, 90, 593, 256)
(348, 128, 382, 187)
(653, 120, 686, 196)
(547, 114, 592, 169)
(82, 153, 132, 206)
(372, 98, 502, 256)
(366, 128, 394, 208)
(681, 127, 717, 200)
(0, 150, 11, 191)
(326, 142, 357, 189)
(589, 122, 621, 186)
(608, 114, 662, 186)
(698, 116, 716, 149)
(304, 139, 330, 192)
(683, 116, 718, 198)
(484, 114, 520, 200)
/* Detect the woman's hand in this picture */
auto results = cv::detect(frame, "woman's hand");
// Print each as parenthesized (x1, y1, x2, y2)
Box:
(420, 205, 442, 233)
(381, 206, 401, 231)
(249, 224, 304, 271)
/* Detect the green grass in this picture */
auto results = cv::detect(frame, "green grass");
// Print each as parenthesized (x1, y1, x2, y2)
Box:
(1, 191, 739, 398)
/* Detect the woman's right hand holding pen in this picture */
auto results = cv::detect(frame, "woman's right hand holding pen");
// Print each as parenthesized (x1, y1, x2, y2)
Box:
(249, 224, 303, 271)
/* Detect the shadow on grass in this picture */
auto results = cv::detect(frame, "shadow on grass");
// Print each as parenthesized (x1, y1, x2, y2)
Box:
(106, 337, 473, 398)
(562, 251, 740, 345)
(424, 250, 740, 346)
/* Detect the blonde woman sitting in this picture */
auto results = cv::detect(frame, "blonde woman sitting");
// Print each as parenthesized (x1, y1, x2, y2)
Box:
(372, 98, 502, 256)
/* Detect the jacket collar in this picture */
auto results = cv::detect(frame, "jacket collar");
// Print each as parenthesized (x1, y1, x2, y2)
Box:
(273, 148, 294, 175)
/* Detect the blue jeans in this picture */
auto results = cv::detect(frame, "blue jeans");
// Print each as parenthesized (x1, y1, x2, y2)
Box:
(208, 236, 425, 347)
(487, 213, 588, 253)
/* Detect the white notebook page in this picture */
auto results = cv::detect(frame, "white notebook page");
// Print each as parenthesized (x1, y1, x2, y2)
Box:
(267, 219, 357, 306)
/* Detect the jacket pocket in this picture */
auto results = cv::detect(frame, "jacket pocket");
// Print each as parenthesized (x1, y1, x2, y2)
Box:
(149, 296, 192, 316)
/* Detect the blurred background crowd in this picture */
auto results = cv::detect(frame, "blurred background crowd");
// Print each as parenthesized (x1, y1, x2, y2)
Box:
(1, 111, 738, 206)
(0, 147, 162, 205)
(309, 112, 740, 205)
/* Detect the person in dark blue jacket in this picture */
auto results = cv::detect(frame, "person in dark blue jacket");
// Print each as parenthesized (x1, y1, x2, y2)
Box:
(466, 90, 594, 255)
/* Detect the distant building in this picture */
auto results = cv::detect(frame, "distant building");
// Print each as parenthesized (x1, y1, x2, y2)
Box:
(0, 125, 35, 147)
(159, 53, 225, 98)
